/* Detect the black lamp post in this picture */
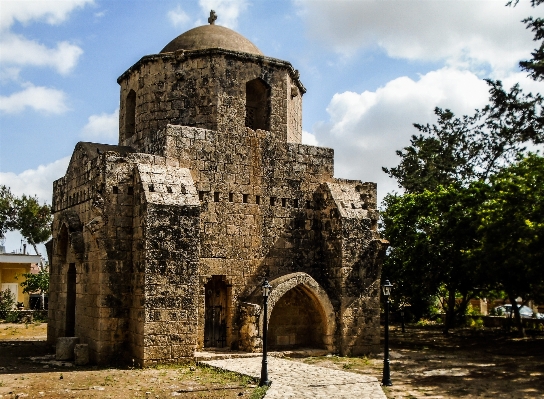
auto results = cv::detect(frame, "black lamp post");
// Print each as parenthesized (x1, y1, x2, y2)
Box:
(382, 279, 393, 386)
(260, 279, 272, 387)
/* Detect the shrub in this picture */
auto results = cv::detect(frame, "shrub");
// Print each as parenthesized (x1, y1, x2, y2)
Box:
(0, 289, 15, 319)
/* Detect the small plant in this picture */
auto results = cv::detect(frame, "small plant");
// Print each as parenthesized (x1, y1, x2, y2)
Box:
(0, 289, 15, 318)
(342, 363, 353, 369)
(102, 375, 114, 386)
(466, 317, 484, 329)
(5, 311, 19, 323)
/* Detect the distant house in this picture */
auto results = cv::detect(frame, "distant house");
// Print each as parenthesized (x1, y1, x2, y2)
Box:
(0, 251, 42, 309)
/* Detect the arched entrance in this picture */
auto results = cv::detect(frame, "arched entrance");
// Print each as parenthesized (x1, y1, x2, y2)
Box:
(243, 272, 336, 352)
(267, 285, 326, 349)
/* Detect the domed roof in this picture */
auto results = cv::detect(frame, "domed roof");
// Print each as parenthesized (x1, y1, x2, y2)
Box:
(160, 24, 263, 56)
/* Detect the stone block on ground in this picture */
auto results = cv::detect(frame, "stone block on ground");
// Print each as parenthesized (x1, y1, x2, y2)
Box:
(56, 337, 80, 360)
(74, 343, 89, 365)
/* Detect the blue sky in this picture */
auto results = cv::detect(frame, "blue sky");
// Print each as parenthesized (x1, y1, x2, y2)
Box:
(1, 0, 543, 255)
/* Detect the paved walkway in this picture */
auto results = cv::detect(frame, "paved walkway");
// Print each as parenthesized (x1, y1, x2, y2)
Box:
(202, 356, 387, 399)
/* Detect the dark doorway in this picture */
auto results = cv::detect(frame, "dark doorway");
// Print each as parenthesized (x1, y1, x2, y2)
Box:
(267, 286, 326, 349)
(204, 276, 228, 348)
(245, 78, 270, 131)
(65, 263, 76, 337)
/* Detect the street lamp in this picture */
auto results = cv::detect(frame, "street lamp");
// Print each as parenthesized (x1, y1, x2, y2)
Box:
(382, 279, 393, 386)
(260, 279, 272, 387)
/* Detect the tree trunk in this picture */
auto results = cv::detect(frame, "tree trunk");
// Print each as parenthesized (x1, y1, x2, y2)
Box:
(444, 287, 457, 333)
(509, 293, 525, 338)
(30, 242, 45, 270)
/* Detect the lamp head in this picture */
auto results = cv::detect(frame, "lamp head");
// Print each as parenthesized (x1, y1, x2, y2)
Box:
(382, 279, 393, 296)
(262, 279, 272, 297)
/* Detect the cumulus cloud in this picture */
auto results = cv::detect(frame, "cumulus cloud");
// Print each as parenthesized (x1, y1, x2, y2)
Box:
(312, 68, 496, 202)
(0, 0, 93, 31)
(198, 0, 248, 29)
(0, 0, 92, 78)
(302, 130, 318, 146)
(298, 0, 539, 75)
(0, 156, 70, 204)
(0, 33, 83, 75)
(80, 109, 119, 143)
(168, 5, 190, 28)
(0, 83, 69, 114)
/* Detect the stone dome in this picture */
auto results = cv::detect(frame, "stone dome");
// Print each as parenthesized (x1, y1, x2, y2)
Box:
(160, 24, 263, 55)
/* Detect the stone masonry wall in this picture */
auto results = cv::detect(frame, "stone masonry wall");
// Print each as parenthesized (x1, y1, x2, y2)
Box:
(117, 49, 304, 148)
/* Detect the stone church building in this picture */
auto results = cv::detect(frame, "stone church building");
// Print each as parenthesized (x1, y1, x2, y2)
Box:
(47, 14, 388, 366)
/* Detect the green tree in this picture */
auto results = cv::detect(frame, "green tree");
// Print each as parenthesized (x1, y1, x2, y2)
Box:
(0, 185, 16, 239)
(474, 154, 544, 335)
(12, 194, 52, 258)
(18, 267, 50, 310)
(381, 184, 484, 331)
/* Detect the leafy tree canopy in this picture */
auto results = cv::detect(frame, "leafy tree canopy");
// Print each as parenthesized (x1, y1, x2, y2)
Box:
(0, 185, 52, 257)
(475, 154, 544, 306)
(18, 268, 50, 296)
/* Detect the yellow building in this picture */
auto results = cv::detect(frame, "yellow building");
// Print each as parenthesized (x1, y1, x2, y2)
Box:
(0, 253, 42, 308)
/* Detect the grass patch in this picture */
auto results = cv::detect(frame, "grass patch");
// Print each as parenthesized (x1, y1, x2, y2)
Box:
(249, 385, 269, 399)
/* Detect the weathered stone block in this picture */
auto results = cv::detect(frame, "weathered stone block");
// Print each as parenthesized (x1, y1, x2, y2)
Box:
(74, 344, 89, 365)
(56, 337, 80, 360)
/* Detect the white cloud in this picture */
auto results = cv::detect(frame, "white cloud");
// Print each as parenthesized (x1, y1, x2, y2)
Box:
(298, 0, 540, 75)
(81, 109, 119, 143)
(0, 83, 69, 114)
(0, 33, 83, 75)
(198, 0, 248, 29)
(0, 0, 94, 31)
(0, 156, 70, 204)
(168, 5, 190, 28)
(313, 68, 496, 202)
(302, 130, 318, 146)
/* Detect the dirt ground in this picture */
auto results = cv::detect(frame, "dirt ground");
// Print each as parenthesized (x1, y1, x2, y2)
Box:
(1, 323, 543, 398)
(293, 325, 544, 399)
(0, 323, 265, 399)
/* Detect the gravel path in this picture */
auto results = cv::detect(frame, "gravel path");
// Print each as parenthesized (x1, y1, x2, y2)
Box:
(202, 356, 387, 399)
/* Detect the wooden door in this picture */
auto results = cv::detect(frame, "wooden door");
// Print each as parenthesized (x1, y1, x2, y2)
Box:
(204, 276, 227, 348)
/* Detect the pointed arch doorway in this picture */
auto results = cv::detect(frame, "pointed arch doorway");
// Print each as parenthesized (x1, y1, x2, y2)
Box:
(248, 272, 336, 352)
(267, 284, 326, 349)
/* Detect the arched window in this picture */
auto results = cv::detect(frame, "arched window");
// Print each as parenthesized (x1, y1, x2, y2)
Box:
(125, 90, 136, 139)
(245, 79, 270, 131)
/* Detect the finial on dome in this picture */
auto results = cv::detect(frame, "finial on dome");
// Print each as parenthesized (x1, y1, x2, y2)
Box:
(208, 10, 217, 25)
